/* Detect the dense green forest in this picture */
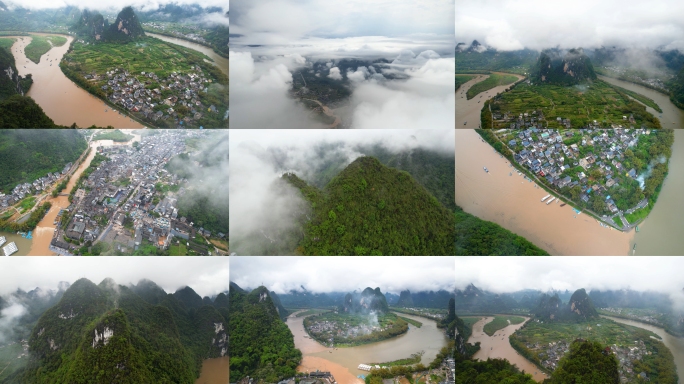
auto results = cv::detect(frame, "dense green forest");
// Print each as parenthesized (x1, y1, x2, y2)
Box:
(544, 340, 619, 384)
(453, 359, 535, 383)
(0, 130, 87, 193)
(5, 278, 227, 384)
(669, 64, 684, 109)
(454, 206, 549, 255)
(286, 156, 456, 255)
(229, 285, 302, 383)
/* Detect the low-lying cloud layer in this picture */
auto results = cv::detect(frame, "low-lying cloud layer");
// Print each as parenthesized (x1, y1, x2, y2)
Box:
(230, 0, 453, 42)
(4, 0, 228, 12)
(229, 129, 454, 255)
(231, 256, 456, 294)
(456, 0, 684, 51)
(229, 50, 455, 129)
(455, 256, 684, 311)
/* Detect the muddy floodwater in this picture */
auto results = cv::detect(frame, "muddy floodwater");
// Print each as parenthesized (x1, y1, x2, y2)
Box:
(147, 33, 228, 77)
(25, 131, 141, 256)
(8, 34, 144, 128)
(0, 231, 34, 256)
(287, 311, 448, 384)
(598, 75, 684, 128)
(456, 73, 524, 129)
(468, 316, 547, 382)
(195, 356, 229, 384)
(455, 129, 633, 255)
(602, 315, 684, 381)
(632, 130, 684, 255)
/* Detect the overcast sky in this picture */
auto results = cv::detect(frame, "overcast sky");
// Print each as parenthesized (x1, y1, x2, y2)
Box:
(229, 129, 455, 154)
(231, 256, 456, 294)
(231, 0, 453, 50)
(0, 257, 229, 297)
(3, 0, 227, 12)
(456, 0, 684, 51)
(455, 257, 684, 294)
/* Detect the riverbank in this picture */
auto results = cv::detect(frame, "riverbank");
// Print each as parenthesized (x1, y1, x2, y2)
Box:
(468, 316, 547, 381)
(143, 29, 228, 59)
(601, 315, 684, 381)
(9, 34, 144, 128)
(288, 312, 448, 384)
(25, 132, 140, 256)
(456, 72, 525, 128)
(598, 75, 684, 128)
(456, 129, 633, 255)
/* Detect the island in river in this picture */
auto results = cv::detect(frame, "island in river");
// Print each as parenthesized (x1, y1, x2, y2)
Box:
(482, 128, 673, 231)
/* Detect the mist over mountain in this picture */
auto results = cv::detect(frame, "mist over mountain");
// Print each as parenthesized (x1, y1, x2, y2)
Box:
(0, 284, 69, 344)
(532, 48, 597, 85)
(342, 287, 389, 315)
(6, 278, 227, 383)
(71, 6, 145, 42)
(534, 288, 598, 322)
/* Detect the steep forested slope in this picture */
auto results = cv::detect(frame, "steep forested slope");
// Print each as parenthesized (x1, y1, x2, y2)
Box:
(286, 156, 456, 255)
(229, 285, 301, 383)
(12, 278, 227, 383)
(0, 129, 87, 193)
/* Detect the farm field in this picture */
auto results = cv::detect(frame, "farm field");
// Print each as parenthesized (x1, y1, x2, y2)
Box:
(488, 81, 662, 128)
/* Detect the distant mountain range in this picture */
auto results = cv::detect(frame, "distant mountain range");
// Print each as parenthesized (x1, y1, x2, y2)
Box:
(0, 278, 227, 383)
(534, 288, 598, 322)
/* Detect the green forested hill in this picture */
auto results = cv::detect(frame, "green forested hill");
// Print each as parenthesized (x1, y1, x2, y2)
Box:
(0, 129, 87, 194)
(229, 285, 302, 383)
(287, 156, 456, 255)
(670, 65, 684, 109)
(11, 278, 227, 384)
(532, 48, 597, 86)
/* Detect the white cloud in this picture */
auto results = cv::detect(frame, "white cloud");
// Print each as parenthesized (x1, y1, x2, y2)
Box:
(456, 0, 684, 51)
(0, 257, 230, 298)
(328, 67, 343, 80)
(231, 256, 456, 294)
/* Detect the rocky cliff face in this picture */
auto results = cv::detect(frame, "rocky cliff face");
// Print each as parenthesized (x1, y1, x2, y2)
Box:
(533, 48, 597, 85)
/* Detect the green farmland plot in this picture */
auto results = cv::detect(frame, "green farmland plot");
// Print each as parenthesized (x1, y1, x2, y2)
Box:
(61, 36, 228, 128)
(488, 81, 662, 128)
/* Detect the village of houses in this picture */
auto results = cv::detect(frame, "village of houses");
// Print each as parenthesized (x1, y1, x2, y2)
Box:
(493, 105, 648, 129)
(81, 64, 221, 127)
(528, 336, 651, 383)
(47, 130, 226, 256)
(0, 163, 72, 210)
(494, 128, 651, 229)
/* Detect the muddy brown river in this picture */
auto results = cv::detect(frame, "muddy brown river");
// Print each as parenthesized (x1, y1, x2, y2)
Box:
(7, 34, 144, 128)
(456, 73, 524, 129)
(287, 311, 448, 384)
(455, 129, 633, 255)
(147, 33, 228, 77)
(468, 316, 547, 381)
(602, 315, 684, 382)
(598, 75, 684, 128)
(24, 131, 140, 256)
(195, 356, 229, 384)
